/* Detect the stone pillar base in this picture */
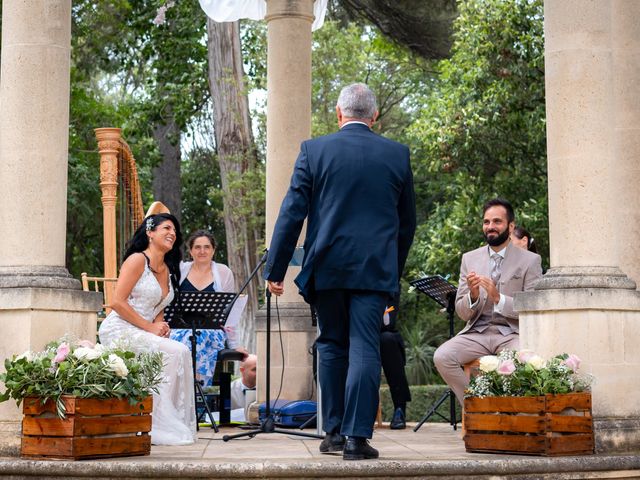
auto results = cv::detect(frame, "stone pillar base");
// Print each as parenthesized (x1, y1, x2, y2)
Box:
(0, 265, 81, 290)
(255, 301, 316, 403)
(535, 266, 636, 290)
(0, 421, 20, 457)
(595, 417, 640, 453)
(516, 284, 640, 453)
(0, 286, 102, 456)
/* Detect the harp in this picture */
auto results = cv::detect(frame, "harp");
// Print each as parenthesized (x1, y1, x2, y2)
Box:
(88, 128, 145, 311)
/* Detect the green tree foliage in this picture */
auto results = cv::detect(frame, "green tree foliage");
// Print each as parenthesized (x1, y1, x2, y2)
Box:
(65, 1, 222, 277)
(408, 0, 547, 281)
(66, 1, 142, 277)
(180, 147, 228, 264)
(310, 20, 433, 141)
(66, 71, 130, 277)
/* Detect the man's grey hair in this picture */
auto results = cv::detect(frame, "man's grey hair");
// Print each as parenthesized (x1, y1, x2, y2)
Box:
(336, 83, 377, 119)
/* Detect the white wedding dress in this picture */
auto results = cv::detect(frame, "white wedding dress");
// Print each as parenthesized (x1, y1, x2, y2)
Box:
(99, 262, 197, 446)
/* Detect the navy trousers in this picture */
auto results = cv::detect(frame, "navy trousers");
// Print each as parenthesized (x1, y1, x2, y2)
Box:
(314, 289, 387, 438)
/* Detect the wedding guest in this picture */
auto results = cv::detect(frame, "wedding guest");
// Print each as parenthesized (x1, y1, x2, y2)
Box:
(264, 83, 416, 460)
(230, 353, 257, 412)
(511, 226, 538, 253)
(380, 292, 411, 430)
(98, 202, 196, 446)
(434, 198, 543, 406)
(170, 230, 248, 387)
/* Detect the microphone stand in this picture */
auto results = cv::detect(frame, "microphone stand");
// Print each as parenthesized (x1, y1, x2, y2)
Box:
(221, 250, 269, 322)
(223, 252, 323, 442)
(190, 319, 218, 432)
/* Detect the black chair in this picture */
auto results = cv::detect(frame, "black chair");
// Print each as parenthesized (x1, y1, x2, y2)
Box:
(204, 348, 245, 426)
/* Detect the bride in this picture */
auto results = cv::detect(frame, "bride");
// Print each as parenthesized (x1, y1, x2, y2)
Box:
(98, 205, 196, 445)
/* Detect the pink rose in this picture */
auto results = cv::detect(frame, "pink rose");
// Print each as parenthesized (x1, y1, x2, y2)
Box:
(77, 339, 95, 348)
(517, 349, 536, 363)
(563, 354, 581, 372)
(497, 359, 516, 375)
(54, 343, 70, 363)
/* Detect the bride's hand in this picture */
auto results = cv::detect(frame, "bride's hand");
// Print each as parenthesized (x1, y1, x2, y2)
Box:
(149, 321, 170, 337)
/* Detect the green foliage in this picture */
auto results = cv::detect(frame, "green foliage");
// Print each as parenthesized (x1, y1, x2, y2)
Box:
(379, 384, 460, 423)
(398, 303, 447, 385)
(241, 21, 268, 91)
(467, 350, 592, 398)
(408, 0, 548, 280)
(180, 147, 228, 263)
(0, 338, 163, 418)
(65, 1, 220, 277)
(66, 67, 132, 277)
(310, 20, 433, 141)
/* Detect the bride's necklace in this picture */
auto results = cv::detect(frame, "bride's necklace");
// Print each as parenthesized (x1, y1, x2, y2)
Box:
(143, 250, 165, 275)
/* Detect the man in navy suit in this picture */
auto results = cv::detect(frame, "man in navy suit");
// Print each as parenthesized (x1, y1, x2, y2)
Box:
(264, 83, 416, 460)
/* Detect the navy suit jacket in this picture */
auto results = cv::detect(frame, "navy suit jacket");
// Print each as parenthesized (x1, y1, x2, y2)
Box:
(264, 123, 416, 303)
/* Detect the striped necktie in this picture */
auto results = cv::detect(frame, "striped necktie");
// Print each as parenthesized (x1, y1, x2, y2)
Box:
(491, 253, 503, 284)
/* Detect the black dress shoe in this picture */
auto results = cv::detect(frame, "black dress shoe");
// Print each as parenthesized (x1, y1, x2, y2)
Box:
(390, 407, 406, 430)
(343, 437, 379, 460)
(319, 432, 345, 453)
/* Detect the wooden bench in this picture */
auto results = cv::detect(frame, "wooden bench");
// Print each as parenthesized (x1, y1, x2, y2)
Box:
(81, 273, 117, 315)
(461, 359, 481, 432)
(463, 359, 480, 381)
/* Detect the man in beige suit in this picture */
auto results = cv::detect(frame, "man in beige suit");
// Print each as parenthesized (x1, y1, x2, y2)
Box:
(434, 198, 543, 406)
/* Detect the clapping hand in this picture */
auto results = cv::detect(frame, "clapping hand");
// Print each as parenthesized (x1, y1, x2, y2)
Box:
(467, 272, 500, 304)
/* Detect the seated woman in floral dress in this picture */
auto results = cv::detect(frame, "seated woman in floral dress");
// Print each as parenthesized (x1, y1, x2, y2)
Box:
(170, 230, 248, 387)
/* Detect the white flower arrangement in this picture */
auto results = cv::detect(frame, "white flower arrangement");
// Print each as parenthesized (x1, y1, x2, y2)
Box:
(0, 337, 163, 418)
(466, 349, 592, 398)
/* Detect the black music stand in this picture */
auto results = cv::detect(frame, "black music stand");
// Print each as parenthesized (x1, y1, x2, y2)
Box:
(166, 290, 236, 432)
(222, 253, 323, 443)
(410, 275, 460, 432)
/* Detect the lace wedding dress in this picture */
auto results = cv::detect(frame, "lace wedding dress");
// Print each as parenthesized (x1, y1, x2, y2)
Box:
(99, 262, 197, 446)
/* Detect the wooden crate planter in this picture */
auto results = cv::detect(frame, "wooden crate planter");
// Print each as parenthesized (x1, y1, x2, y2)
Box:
(21, 396, 152, 460)
(463, 392, 593, 456)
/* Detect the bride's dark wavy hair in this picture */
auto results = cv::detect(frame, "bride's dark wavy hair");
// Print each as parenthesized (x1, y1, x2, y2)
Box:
(123, 213, 183, 287)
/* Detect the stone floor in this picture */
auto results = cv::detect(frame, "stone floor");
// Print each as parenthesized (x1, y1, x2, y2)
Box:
(2, 423, 640, 479)
(152, 421, 470, 462)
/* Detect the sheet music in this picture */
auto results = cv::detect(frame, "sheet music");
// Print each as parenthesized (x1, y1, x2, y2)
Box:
(226, 294, 248, 329)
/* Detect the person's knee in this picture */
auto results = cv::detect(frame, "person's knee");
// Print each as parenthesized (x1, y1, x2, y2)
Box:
(433, 346, 445, 369)
(163, 339, 190, 358)
(433, 344, 457, 370)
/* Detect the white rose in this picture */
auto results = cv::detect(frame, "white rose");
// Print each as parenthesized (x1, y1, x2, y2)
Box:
(94, 343, 106, 354)
(479, 355, 500, 372)
(73, 346, 101, 361)
(16, 350, 33, 362)
(106, 354, 129, 378)
(528, 355, 546, 370)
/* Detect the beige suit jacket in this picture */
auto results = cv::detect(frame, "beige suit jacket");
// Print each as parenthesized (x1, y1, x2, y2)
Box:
(454, 242, 542, 335)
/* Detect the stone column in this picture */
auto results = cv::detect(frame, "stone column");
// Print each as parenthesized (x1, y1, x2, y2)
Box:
(0, 0, 102, 454)
(611, 0, 640, 285)
(256, 0, 316, 404)
(516, 0, 640, 452)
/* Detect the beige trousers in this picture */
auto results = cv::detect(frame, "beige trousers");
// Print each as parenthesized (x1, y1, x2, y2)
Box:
(433, 325, 519, 406)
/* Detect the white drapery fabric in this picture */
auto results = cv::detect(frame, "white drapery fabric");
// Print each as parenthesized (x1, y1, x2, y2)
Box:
(199, 0, 328, 31)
